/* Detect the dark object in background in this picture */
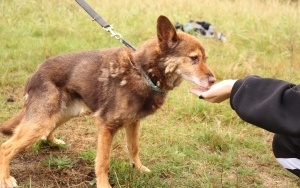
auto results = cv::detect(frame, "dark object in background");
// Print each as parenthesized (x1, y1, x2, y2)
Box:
(6, 96, 15, 103)
(175, 20, 226, 42)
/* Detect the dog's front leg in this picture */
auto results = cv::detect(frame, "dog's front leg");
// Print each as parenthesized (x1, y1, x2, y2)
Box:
(95, 121, 116, 188)
(125, 122, 150, 173)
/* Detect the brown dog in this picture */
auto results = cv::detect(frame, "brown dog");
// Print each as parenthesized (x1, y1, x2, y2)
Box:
(0, 15, 215, 188)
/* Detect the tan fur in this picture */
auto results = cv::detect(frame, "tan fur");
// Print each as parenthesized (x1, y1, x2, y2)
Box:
(0, 108, 25, 135)
(0, 15, 215, 188)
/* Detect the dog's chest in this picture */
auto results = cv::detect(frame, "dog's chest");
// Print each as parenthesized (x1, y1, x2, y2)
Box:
(140, 94, 165, 115)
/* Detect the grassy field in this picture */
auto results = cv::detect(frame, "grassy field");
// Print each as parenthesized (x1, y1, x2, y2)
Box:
(1, 0, 300, 187)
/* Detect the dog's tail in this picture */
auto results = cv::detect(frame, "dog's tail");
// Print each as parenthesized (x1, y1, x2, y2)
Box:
(0, 108, 26, 135)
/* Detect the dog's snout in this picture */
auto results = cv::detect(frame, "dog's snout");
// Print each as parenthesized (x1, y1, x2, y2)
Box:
(208, 75, 216, 85)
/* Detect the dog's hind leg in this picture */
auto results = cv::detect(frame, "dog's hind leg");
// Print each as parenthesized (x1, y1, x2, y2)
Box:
(0, 82, 63, 188)
(45, 118, 71, 145)
(0, 107, 26, 136)
(125, 122, 150, 173)
(46, 129, 66, 145)
(0, 115, 58, 188)
(46, 101, 88, 145)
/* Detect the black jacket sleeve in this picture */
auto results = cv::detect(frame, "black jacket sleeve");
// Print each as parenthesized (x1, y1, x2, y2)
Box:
(230, 75, 300, 138)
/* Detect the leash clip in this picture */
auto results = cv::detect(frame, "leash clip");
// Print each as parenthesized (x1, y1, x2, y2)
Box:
(103, 26, 123, 42)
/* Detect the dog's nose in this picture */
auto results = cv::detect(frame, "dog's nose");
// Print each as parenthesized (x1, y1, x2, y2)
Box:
(208, 75, 216, 86)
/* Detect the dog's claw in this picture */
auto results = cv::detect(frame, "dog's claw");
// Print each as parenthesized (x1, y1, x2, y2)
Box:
(0, 176, 17, 188)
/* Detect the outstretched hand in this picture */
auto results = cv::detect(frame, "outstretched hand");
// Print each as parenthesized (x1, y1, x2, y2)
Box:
(190, 80, 237, 103)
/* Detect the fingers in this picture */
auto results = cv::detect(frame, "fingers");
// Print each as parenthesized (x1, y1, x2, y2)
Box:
(190, 79, 237, 103)
(189, 88, 204, 96)
(190, 89, 218, 102)
(199, 90, 222, 103)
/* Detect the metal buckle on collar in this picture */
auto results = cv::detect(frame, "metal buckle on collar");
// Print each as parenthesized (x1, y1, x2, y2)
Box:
(141, 71, 164, 93)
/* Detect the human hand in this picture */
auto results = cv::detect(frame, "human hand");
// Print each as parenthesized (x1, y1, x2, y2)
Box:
(190, 79, 237, 103)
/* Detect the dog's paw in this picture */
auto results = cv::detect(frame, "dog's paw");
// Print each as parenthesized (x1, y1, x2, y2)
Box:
(131, 163, 151, 173)
(98, 184, 112, 188)
(0, 176, 17, 188)
(51, 138, 66, 145)
(96, 180, 112, 188)
(138, 165, 151, 173)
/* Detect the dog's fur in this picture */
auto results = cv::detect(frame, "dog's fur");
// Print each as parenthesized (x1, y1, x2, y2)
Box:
(0, 15, 215, 188)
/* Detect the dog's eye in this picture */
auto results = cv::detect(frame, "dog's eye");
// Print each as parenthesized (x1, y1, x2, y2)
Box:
(189, 56, 199, 64)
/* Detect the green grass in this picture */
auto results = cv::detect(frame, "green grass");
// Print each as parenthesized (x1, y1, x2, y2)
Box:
(41, 155, 75, 169)
(1, 0, 300, 187)
(78, 148, 96, 164)
(31, 140, 67, 154)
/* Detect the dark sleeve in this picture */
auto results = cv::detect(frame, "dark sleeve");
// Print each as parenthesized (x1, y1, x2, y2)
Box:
(230, 75, 300, 138)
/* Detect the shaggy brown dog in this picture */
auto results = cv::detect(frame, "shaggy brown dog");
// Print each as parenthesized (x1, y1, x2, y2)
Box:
(0, 15, 215, 188)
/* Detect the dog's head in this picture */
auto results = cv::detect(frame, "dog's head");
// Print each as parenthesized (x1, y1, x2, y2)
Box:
(157, 15, 216, 91)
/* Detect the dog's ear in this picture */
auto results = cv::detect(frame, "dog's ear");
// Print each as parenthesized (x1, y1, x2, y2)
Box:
(157, 15, 178, 50)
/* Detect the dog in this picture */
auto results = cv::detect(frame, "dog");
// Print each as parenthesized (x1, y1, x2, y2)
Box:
(0, 15, 215, 188)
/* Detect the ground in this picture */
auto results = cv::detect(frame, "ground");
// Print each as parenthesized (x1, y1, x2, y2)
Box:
(1, 88, 300, 188)
(1, 118, 99, 188)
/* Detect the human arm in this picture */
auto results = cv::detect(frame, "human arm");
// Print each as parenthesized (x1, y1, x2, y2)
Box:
(191, 75, 300, 138)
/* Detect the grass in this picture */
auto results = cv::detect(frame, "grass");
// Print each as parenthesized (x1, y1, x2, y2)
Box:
(0, 0, 300, 187)
(78, 148, 96, 164)
(41, 155, 75, 169)
(32, 140, 67, 153)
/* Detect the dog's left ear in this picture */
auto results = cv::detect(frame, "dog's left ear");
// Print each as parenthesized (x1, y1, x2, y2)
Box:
(157, 15, 178, 50)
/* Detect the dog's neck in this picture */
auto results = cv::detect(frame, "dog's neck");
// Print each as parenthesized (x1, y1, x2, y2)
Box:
(133, 39, 183, 92)
(140, 61, 182, 91)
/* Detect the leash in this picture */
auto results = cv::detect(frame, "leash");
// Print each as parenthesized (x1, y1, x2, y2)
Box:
(75, 0, 163, 93)
(75, 0, 136, 50)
